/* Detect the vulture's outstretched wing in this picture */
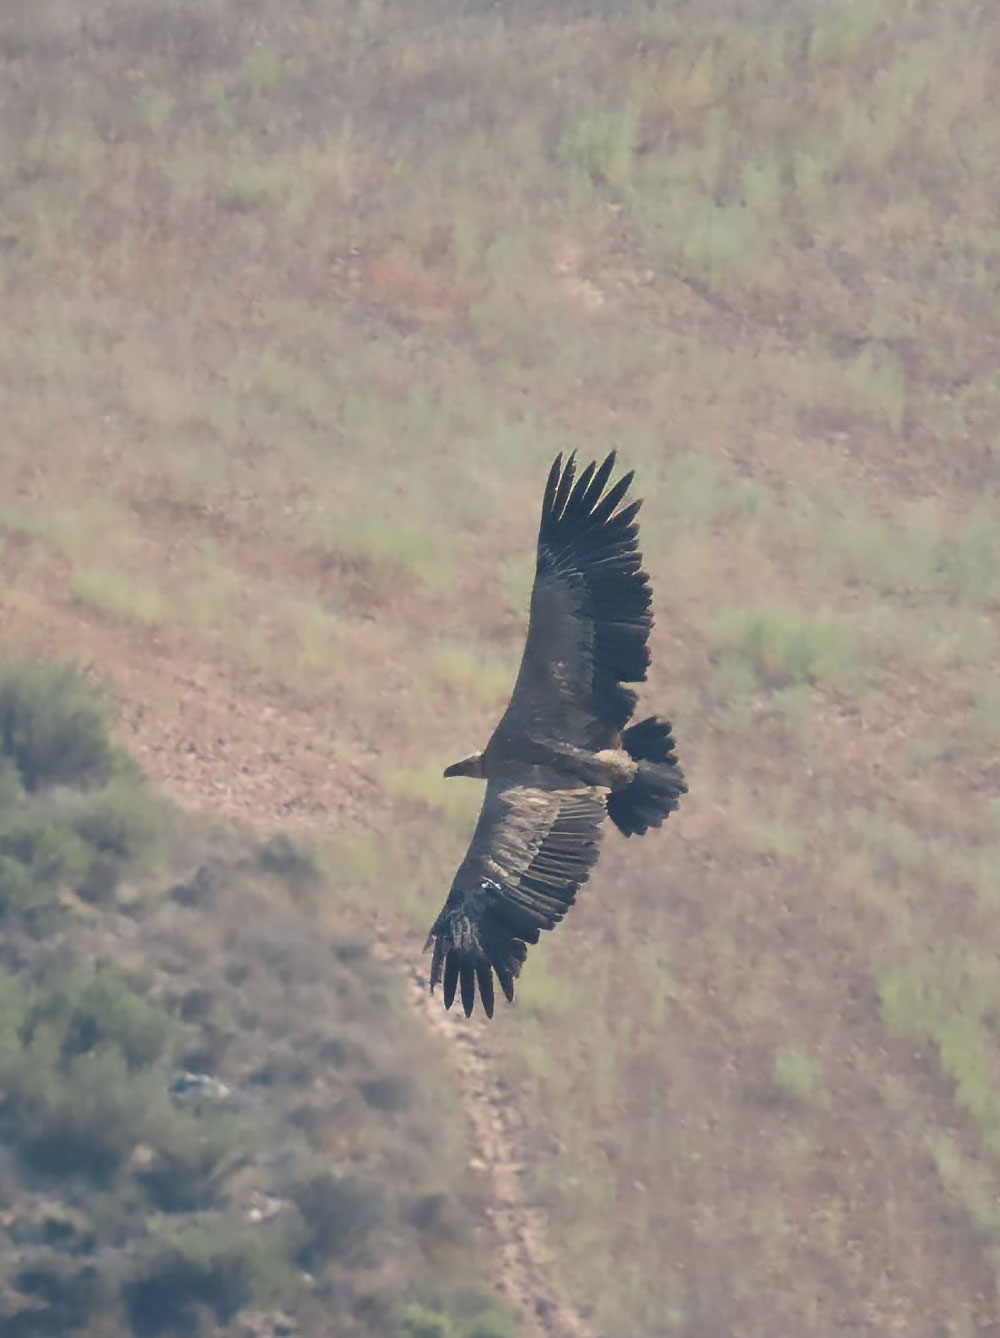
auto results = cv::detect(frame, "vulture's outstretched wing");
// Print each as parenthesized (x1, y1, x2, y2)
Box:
(426, 780, 607, 1017)
(496, 450, 652, 750)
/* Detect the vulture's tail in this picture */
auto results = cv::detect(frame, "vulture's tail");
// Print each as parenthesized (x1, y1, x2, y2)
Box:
(607, 715, 687, 838)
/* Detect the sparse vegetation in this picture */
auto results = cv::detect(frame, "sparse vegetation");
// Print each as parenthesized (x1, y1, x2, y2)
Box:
(125, 1220, 298, 1335)
(71, 566, 166, 626)
(773, 1044, 822, 1105)
(0, 661, 118, 792)
(399, 1305, 453, 1338)
(708, 605, 863, 690)
(0, 662, 502, 1335)
(3, 0, 1000, 1333)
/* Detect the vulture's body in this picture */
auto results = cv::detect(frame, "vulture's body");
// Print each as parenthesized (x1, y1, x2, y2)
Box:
(426, 451, 686, 1018)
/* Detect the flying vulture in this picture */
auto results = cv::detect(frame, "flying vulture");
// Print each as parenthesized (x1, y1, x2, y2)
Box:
(425, 451, 686, 1018)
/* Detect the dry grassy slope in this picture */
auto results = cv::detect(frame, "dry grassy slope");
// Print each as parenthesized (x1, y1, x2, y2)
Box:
(3, 1, 1000, 1335)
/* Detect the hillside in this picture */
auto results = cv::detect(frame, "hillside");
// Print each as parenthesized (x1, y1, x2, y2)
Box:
(0, 661, 513, 1337)
(2, 1, 1000, 1335)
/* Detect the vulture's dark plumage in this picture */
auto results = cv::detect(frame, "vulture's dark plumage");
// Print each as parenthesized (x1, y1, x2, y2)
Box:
(426, 451, 686, 1018)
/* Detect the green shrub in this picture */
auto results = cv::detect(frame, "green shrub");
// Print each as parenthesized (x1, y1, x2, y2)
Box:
(0, 660, 117, 791)
(0, 972, 30, 1066)
(72, 780, 162, 861)
(70, 565, 165, 624)
(399, 1305, 453, 1338)
(257, 830, 324, 903)
(772, 1044, 822, 1104)
(76, 852, 126, 904)
(12, 1044, 164, 1181)
(140, 1109, 251, 1213)
(34, 968, 175, 1068)
(405, 1191, 465, 1244)
(709, 606, 861, 689)
(11, 1257, 107, 1334)
(466, 1311, 519, 1338)
(360, 1073, 414, 1113)
(0, 852, 36, 911)
(0, 756, 22, 807)
(560, 107, 638, 186)
(0, 813, 93, 894)
(292, 1171, 382, 1267)
(126, 1221, 297, 1335)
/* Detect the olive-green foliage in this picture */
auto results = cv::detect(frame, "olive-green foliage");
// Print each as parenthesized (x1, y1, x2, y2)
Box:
(879, 949, 1000, 1155)
(139, 1108, 252, 1213)
(0, 851, 35, 910)
(31, 968, 176, 1068)
(0, 662, 164, 916)
(399, 1305, 453, 1338)
(8, 1254, 109, 1335)
(0, 755, 22, 807)
(3, 1039, 166, 1180)
(0, 660, 117, 791)
(72, 781, 163, 862)
(70, 564, 166, 625)
(0, 812, 93, 908)
(126, 1220, 297, 1335)
(0, 967, 178, 1184)
(465, 1311, 519, 1338)
(256, 829, 325, 904)
(708, 605, 861, 690)
(0, 659, 503, 1337)
(560, 107, 638, 186)
(292, 1171, 383, 1267)
(772, 1044, 822, 1104)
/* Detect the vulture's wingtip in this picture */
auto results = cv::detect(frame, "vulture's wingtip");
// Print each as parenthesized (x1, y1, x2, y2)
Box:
(430, 946, 509, 1020)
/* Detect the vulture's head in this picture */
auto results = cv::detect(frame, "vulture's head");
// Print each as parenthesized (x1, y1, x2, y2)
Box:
(443, 751, 486, 779)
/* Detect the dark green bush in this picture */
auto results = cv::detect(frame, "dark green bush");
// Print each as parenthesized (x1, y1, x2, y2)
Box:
(139, 1109, 251, 1212)
(399, 1305, 453, 1338)
(75, 852, 125, 904)
(0, 655, 506, 1335)
(125, 1222, 297, 1335)
(8, 1199, 96, 1252)
(0, 755, 22, 807)
(406, 1192, 464, 1244)
(0, 972, 30, 1064)
(0, 814, 93, 892)
(291, 1171, 382, 1267)
(0, 660, 117, 791)
(257, 830, 321, 877)
(12, 1045, 164, 1182)
(256, 831, 325, 904)
(0, 851, 36, 911)
(11, 1258, 107, 1336)
(0, 687, 160, 914)
(72, 780, 162, 861)
(32, 968, 175, 1068)
(360, 1073, 414, 1113)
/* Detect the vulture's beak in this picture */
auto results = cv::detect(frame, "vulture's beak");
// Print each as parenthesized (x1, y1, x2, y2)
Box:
(443, 752, 484, 779)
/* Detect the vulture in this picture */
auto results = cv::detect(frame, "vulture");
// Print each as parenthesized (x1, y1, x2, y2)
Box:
(425, 451, 686, 1018)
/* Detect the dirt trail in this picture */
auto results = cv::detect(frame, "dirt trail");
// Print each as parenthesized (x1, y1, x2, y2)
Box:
(375, 930, 594, 1338)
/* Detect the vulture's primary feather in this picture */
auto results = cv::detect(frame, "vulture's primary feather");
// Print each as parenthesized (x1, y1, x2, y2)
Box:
(426, 451, 686, 1017)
